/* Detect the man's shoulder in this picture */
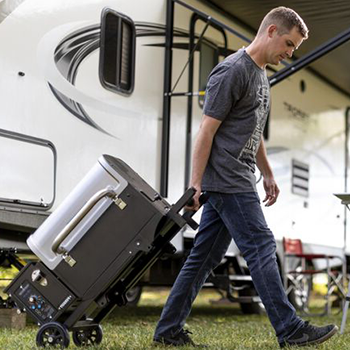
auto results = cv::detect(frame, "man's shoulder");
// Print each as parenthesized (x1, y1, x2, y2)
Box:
(219, 50, 246, 67)
(224, 49, 246, 64)
(210, 50, 248, 78)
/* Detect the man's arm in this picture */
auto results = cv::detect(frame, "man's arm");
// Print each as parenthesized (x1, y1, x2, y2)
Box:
(190, 115, 222, 210)
(256, 137, 280, 207)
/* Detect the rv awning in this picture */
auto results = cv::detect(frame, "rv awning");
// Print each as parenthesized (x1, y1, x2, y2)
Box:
(201, 0, 350, 98)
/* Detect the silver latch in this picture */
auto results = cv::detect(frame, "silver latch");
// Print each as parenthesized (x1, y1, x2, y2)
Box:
(63, 253, 77, 267)
(31, 269, 48, 287)
(113, 197, 127, 210)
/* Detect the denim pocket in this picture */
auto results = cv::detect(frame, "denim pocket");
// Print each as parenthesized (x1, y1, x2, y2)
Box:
(207, 192, 224, 213)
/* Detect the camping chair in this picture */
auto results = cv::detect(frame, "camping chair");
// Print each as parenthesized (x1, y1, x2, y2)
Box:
(282, 237, 345, 316)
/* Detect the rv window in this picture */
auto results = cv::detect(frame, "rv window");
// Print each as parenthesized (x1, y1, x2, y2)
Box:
(199, 42, 219, 107)
(99, 9, 136, 95)
(0, 129, 56, 210)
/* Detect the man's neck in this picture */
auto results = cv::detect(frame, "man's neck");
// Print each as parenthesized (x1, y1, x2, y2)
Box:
(245, 41, 267, 69)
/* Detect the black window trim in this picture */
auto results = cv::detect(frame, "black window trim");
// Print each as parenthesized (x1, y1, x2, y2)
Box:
(193, 16, 227, 110)
(0, 128, 57, 211)
(198, 39, 220, 109)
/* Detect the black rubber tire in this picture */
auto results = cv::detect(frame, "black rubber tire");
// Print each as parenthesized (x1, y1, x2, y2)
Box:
(72, 325, 103, 346)
(239, 287, 265, 315)
(287, 276, 312, 312)
(36, 322, 70, 348)
(126, 285, 143, 306)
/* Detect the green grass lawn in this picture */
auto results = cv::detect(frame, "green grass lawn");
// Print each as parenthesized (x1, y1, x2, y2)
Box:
(0, 287, 349, 349)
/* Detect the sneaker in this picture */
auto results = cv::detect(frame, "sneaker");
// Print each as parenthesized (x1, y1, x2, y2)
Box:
(279, 322, 338, 348)
(153, 329, 206, 347)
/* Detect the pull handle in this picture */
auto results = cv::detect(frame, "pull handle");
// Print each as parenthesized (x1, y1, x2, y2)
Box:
(51, 187, 118, 255)
(185, 192, 209, 208)
(182, 192, 209, 230)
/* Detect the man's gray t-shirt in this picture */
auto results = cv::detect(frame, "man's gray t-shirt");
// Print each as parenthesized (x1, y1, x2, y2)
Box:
(202, 49, 270, 193)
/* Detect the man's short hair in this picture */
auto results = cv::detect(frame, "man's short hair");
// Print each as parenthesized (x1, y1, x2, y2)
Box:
(258, 6, 308, 39)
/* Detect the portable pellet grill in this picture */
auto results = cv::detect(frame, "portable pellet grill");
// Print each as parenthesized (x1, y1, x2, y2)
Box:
(5, 155, 200, 348)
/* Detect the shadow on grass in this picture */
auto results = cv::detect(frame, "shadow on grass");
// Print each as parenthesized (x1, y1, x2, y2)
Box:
(108, 304, 254, 322)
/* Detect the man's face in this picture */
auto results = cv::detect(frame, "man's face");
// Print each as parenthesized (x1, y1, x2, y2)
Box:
(267, 26, 304, 65)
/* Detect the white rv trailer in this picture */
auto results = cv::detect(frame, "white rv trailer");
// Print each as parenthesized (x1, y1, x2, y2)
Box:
(0, 0, 349, 310)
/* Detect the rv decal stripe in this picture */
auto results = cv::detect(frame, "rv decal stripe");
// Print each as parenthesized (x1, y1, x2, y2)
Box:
(49, 21, 217, 134)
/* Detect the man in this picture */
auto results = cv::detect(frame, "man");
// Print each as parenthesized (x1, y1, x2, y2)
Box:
(154, 7, 338, 348)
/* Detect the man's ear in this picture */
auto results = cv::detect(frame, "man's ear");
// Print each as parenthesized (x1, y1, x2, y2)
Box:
(267, 24, 277, 38)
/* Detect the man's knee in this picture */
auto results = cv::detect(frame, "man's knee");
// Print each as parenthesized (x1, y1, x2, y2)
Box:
(241, 235, 277, 268)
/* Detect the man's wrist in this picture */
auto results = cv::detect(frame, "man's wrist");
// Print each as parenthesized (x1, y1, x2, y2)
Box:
(190, 180, 201, 188)
(260, 167, 274, 179)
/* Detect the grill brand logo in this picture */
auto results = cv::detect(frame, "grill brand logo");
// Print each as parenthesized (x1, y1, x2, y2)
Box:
(59, 295, 73, 310)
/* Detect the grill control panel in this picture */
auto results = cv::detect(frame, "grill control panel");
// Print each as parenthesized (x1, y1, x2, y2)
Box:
(5, 262, 76, 325)
(16, 281, 56, 321)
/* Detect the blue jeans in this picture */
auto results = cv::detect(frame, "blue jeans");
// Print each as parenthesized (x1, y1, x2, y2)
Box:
(154, 192, 303, 343)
